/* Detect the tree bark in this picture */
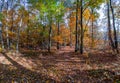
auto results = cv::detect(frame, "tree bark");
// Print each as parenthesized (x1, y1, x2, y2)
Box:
(16, 18, 22, 53)
(91, 9, 94, 48)
(109, 0, 119, 53)
(70, 27, 72, 48)
(57, 20, 60, 50)
(6, 1, 10, 50)
(48, 25, 52, 52)
(0, 0, 4, 49)
(107, 1, 115, 52)
(80, 0, 84, 54)
(0, 26, 4, 49)
(75, 0, 79, 52)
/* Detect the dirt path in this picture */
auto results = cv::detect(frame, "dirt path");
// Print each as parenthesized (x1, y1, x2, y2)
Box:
(0, 47, 120, 82)
(57, 46, 74, 54)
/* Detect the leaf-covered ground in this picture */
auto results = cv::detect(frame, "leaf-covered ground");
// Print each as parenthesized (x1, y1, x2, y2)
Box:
(0, 47, 120, 83)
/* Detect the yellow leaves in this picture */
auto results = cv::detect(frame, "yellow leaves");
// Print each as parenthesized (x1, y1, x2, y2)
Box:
(3, 8, 31, 27)
(3, 30, 16, 40)
(70, 11, 77, 24)
(2, 10, 7, 15)
(53, 35, 63, 44)
(69, 16, 76, 28)
(52, 23, 72, 45)
(52, 24, 57, 29)
(31, 33, 39, 39)
(91, 14, 95, 21)
(61, 27, 70, 37)
(0, 47, 3, 52)
(83, 9, 91, 20)
(7, 21, 13, 27)
(2, 19, 6, 25)
(71, 11, 76, 17)
(8, 10, 15, 16)
(70, 16, 76, 22)
(21, 32, 26, 38)
(23, 17, 29, 24)
(8, 31, 16, 38)
(23, 10, 29, 16)
(84, 35, 90, 44)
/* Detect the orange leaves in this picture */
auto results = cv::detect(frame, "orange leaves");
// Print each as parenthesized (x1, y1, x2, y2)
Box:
(70, 16, 76, 23)
(8, 10, 15, 17)
(83, 8, 91, 20)
(60, 26, 70, 37)
(53, 35, 63, 44)
(3, 30, 16, 39)
(69, 16, 76, 29)
(52, 23, 71, 45)
(8, 31, 16, 37)
(52, 24, 57, 30)
(20, 32, 26, 38)
(2, 19, 6, 25)
(91, 14, 95, 21)
(31, 32, 39, 39)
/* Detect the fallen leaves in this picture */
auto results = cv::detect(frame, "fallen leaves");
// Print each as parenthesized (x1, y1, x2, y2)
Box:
(0, 47, 119, 82)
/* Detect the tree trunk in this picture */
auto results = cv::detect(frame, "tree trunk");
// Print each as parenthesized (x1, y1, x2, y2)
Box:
(107, 1, 115, 52)
(6, 1, 10, 50)
(42, 26, 45, 50)
(70, 27, 72, 48)
(27, 27, 29, 49)
(0, 0, 4, 49)
(64, 38, 66, 47)
(109, 0, 119, 53)
(75, 0, 79, 52)
(0, 27, 4, 49)
(80, 0, 84, 54)
(91, 9, 94, 48)
(57, 20, 60, 50)
(16, 18, 22, 53)
(48, 25, 52, 52)
(6, 27, 10, 50)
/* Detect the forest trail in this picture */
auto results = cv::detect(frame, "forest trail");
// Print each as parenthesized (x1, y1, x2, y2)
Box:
(0, 48, 120, 82)
(57, 46, 75, 54)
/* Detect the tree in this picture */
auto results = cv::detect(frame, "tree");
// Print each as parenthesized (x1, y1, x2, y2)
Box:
(29, 0, 64, 52)
(55, 2, 64, 50)
(0, 9, 4, 49)
(109, 0, 119, 53)
(79, 0, 104, 54)
(79, 0, 84, 54)
(75, 0, 79, 52)
(107, 0, 115, 52)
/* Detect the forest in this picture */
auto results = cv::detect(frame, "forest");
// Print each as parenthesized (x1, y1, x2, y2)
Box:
(0, 0, 120, 82)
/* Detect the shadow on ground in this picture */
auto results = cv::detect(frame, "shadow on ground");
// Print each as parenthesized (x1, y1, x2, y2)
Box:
(0, 53, 57, 83)
(0, 48, 120, 83)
